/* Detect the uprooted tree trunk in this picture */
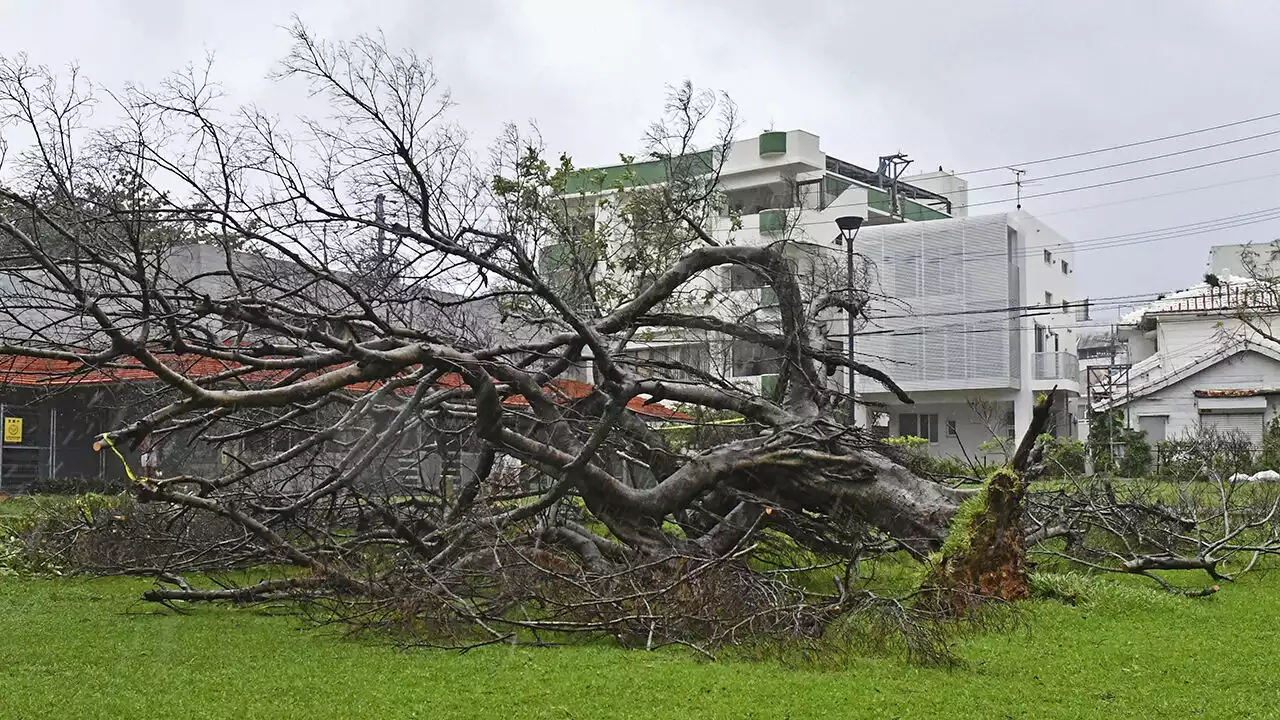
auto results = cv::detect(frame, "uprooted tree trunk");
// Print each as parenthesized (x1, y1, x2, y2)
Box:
(923, 392, 1055, 613)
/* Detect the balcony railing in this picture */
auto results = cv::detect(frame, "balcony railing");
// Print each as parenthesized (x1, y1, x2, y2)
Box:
(1034, 351, 1079, 381)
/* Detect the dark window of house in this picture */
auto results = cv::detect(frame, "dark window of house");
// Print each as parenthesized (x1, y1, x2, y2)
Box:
(268, 426, 309, 454)
(633, 343, 710, 379)
(731, 339, 783, 376)
(1061, 259, 1070, 275)
(729, 264, 768, 290)
(899, 413, 939, 442)
(946, 419, 958, 437)
(1044, 249, 1053, 264)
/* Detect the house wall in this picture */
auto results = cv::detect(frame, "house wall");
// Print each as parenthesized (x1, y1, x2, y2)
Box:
(1156, 315, 1251, 362)
(883, 390, 1020, 460)
(1207, 243, 1280, 279)
(1120, 350, 1280, 440)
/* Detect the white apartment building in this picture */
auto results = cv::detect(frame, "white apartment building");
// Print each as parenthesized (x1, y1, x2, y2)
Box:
(852, 212, 1082, 458)
(561, 130, 1082, 457)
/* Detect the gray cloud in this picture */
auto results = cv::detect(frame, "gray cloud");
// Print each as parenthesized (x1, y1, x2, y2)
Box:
(3, 0, 1278, 315)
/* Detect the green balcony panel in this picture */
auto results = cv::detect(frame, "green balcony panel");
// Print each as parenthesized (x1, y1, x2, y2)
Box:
(758, 131, 787, 156)
(759, 209, 786, 234)
(761, 374, 779, 398)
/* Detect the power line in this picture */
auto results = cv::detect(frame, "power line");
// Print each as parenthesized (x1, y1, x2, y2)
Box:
(954, 144, 1280, 212)
(863, 291, 1160, 323)
(788, 204, 1280, 271)
(955, 128, 1280, 195)
(1036, 168, 1280, 218)
(958, 109, 1280, 175)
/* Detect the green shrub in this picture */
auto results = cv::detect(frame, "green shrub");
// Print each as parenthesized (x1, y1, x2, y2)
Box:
(1088, 410, 1151, 476)
(1258, 417, 1280, 471)
(925, 455, 978, 478)
(1155, 432, 1255, 481)
(882, 436, 930, 475)
(1037, 434, 1086, 477)
(1119, 430, 1152, 477)
(28, 475, 128, 495)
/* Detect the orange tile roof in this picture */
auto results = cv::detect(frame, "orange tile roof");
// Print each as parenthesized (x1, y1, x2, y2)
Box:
(0, 354, 691, 421)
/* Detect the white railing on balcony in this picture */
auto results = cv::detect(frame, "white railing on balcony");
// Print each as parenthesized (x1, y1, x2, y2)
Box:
(1034, 351, 1079, 381)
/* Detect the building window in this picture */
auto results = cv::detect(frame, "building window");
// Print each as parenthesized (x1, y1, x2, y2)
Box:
(729, 264, 768, 290)
(1043, 249, 1053, 264)
(1044, 291, 1054, 307)
(1062, 300, 1070, 314)
(730, 339, 783, 377)
(1138, 415, 1168, 443)
(1004, 409, 1017, 440)
(946, 419, 958, 437)
(899, 413, 940, 442)
(724, 185, 792, 216)
(631, 343, 711, 380)
(1061, 259, 1070, 275)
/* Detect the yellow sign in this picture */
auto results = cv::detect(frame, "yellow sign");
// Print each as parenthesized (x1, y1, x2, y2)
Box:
(3, 417, 22, 444)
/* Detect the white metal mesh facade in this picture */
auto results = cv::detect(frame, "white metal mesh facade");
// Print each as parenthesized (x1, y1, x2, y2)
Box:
(855, 214, 1020, 392)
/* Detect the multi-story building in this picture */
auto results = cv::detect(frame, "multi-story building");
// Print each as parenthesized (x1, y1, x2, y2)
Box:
(562, 130, 1082, 457)
(852, 212, 1082, 457)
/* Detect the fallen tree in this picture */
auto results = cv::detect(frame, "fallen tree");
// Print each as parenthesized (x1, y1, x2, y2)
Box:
(1, 25, 1276, 662)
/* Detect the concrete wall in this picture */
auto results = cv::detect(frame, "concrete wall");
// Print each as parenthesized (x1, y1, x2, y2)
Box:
(901, 170, 969, 218)
(1207, 242, 1280, 279)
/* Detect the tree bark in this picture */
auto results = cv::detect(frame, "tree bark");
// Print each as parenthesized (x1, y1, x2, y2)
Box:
(923, 391, 1055, 612)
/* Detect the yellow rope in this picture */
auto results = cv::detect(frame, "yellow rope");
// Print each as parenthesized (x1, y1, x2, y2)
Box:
(93, 435, 141, 485)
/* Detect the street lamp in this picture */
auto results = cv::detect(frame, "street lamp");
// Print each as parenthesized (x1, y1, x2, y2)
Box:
(835, 216, 865, 425)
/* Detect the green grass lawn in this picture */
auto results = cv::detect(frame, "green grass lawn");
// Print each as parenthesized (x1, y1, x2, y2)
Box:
(1, 573, 1278, 719)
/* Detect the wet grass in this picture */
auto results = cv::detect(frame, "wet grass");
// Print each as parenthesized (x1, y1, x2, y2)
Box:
(1, 571, 1278, 719)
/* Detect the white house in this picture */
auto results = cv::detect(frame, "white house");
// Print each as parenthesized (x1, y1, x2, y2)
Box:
(1095, 273, 1280, 445)
(561, 130, 1082, 457)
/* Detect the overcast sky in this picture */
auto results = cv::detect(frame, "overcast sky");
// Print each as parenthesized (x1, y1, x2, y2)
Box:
(3, 1, 1279, 320)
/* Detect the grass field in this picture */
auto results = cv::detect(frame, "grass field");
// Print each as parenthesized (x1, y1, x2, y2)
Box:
(1, 572, 1278, 719)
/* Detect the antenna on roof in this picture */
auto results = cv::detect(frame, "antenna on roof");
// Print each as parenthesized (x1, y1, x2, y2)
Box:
(876, 153, 913, 219)
(1008, 167, 1027, 209)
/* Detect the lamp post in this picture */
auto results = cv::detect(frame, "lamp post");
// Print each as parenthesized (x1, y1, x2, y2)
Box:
(836, 216, 865, 425)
